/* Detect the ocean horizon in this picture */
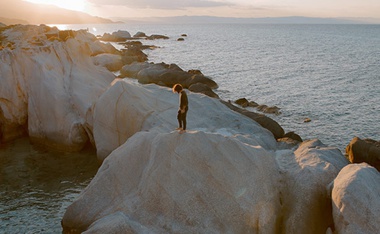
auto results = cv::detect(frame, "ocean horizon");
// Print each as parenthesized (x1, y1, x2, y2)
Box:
(58, 22, 380, 152)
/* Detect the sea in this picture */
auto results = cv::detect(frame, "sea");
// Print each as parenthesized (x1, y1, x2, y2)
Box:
(0, 23, 379, 233)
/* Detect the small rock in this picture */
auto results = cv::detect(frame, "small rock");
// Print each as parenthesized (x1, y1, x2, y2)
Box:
(248, 101, 259, 107)
(345, 137, 380, 171)
(188, 69, 203, 75)
(133, 31, 147, 38)
(234, 98, 249, 107)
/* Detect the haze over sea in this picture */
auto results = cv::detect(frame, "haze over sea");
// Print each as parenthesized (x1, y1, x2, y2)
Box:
(70, 23, 379, 152)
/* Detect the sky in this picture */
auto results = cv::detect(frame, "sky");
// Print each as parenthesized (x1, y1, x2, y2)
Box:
(23, 0, 380, 19)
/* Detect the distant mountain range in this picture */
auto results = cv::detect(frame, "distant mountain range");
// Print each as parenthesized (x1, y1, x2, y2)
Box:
(115, 16, 380, 25)
(1, 1, 379, 26)
(0, 0, 116, 25)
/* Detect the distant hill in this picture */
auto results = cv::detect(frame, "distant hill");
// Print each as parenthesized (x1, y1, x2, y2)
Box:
(0, 17, 28, 25)
(0, 0, 115, 25)
(115, 15, 380, 25)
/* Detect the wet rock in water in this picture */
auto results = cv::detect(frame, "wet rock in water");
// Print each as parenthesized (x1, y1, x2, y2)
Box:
(283, 131, 303, 142)
(119, 41, 158, 50)
(120, 40, 143, 47)
(249, 101, 259, 107)
(120, 47, 148, 65)
(181, 34, 187, 37)
(184, 74, 218, 90)
(188, 83, 219, 98)
(188, 69, 203, 75)
(331, 163, 380, 233)
(177, 37, 185, 41)
(133, 31, 147, 38)
(234, 98, 249, 107)
(221, 100, 285, 139)
(234, 98, 279, 114)
(345, 137, 380, 171)
(304, 118, 312, 123)
(146, 34, 169, 40)
(258, 105, 281, 115)
(119, 61, 218, 90)
(136, 62, 218, 90)
(100, 30, 132, 42)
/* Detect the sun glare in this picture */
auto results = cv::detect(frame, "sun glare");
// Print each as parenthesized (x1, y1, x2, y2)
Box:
(25, 0, 86, 12)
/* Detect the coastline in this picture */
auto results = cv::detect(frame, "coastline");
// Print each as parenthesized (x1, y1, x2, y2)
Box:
(0, 23, 379, 233)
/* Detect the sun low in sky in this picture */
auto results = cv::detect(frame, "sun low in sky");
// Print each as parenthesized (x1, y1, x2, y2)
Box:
(25, 0, 87, 12)
(22, 0, 380, 19)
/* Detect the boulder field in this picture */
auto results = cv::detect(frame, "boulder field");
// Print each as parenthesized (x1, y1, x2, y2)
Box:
(0, 24, 115, 150)
(1, 24, 379, 233)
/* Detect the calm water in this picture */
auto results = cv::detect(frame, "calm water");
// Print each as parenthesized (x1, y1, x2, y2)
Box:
(73, 23, 379, 151)
(1, 23, 379, 233)
(0, 138, 99, 233)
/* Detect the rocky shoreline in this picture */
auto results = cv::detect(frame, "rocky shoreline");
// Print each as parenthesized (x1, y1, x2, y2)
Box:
(0, 24, 379, 233)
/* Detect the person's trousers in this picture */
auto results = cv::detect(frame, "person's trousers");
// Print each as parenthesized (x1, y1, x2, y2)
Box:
(177, 109, 188, 130)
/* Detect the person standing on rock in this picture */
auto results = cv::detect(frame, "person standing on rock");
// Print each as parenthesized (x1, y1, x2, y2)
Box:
(173, 84, 188, 133)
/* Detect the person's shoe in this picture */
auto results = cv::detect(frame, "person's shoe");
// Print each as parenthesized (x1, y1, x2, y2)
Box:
(176, 127, 183, 130)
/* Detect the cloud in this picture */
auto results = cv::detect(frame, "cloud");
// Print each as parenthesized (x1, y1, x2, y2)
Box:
(87, 0, 232, 9)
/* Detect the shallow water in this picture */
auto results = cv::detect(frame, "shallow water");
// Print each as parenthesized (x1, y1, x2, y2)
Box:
(0, 138, 99, 233)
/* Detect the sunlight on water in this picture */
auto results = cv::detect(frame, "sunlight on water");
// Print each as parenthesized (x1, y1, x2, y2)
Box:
(47, 24, 69, 30)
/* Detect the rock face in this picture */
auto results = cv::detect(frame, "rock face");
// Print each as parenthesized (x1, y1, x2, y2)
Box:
(62, 134, 349, 233)
(0, 25, 115, 149)
(331, 163, 380, 233)
(93, 80, 277, 160)
(275, 139, 348, 233)
(62, 131, 282, 233)
(345, 137, 380, 171)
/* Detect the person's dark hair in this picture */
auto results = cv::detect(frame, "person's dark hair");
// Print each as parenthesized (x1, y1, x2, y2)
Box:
(172, 84, 183, 93)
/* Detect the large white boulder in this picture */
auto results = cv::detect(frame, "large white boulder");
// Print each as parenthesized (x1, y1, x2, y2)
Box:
(331, 163, 380, 234)
(62, 130, 282, 233)
(92, 53, 123, 72)
(93, 79, 277, 160)
(275, 139, 348, 233)
(0, 25, 115, 150)
(82, 212, 151, 234)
